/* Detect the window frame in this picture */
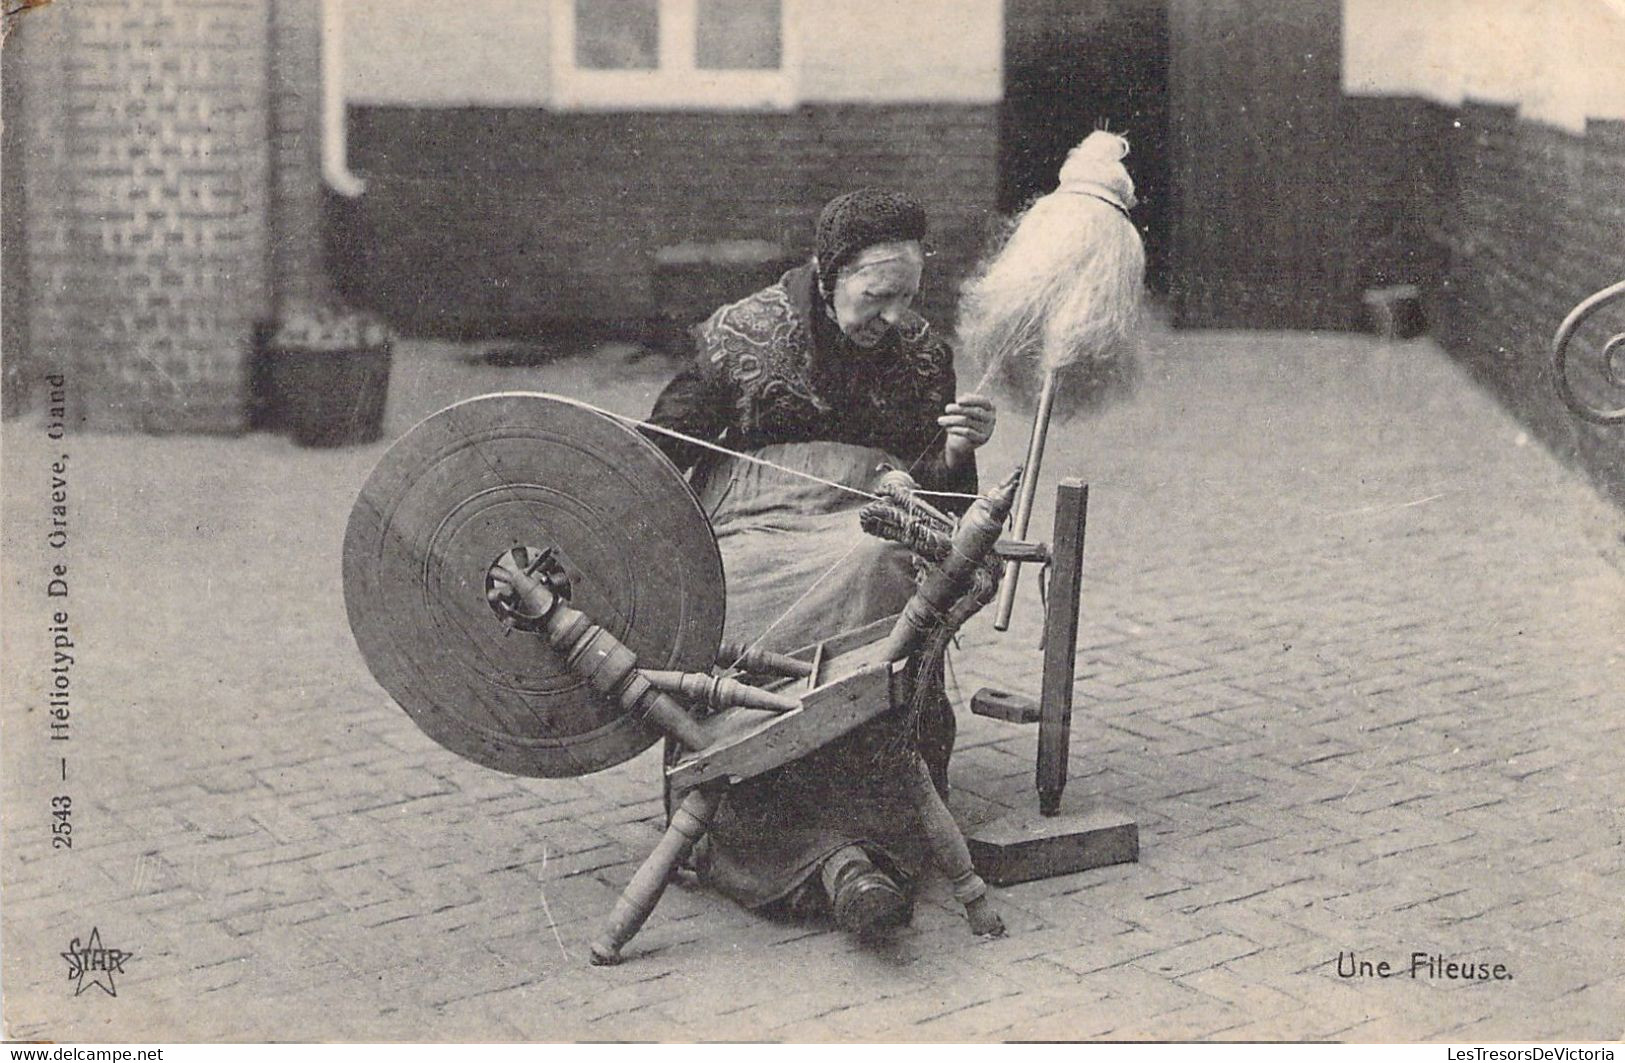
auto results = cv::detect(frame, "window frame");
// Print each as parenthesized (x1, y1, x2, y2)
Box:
(550, 0, 798, 111)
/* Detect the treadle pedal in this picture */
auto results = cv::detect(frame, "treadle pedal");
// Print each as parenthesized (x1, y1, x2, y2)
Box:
(970, 687, 1040, 724)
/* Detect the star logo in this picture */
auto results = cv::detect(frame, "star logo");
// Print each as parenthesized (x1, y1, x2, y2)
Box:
(62, 927, 131, 997)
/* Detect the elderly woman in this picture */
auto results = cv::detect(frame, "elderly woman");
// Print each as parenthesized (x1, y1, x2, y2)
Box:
(643, 189, 997, 936)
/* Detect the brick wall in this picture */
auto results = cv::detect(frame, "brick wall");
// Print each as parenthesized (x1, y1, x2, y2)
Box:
(1430, 103, 1625, 509)
(1174, 67, 1625, 507)
(1338, 96, 1455, 301)
(1163, 0, 1624, 512)
(334, 103, 1000, 336)
(7, 0, 275, 433)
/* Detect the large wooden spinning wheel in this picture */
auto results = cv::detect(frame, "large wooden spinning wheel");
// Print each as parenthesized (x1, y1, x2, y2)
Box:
(342, 392, 726, 778)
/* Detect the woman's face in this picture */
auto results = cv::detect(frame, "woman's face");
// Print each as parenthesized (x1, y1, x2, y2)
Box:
(829, 241, 925, 348)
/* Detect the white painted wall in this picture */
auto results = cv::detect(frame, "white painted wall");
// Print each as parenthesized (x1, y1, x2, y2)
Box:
(798, 0, 1002, 103)
(343, 0, 1002, 107)
(345, 0, 554, 106)
(1343, 0, 1625, 132)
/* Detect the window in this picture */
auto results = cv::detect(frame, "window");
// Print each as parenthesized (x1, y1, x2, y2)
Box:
(552, 0, 796, 109)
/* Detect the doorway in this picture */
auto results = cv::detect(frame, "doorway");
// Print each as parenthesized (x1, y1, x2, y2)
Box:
(1000, 0, 1172, 292)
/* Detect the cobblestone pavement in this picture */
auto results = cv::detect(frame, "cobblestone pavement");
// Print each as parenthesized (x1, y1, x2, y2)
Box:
(4, 327, 1622, 1042)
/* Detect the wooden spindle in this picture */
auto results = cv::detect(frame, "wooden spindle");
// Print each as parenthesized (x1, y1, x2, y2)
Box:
(542, 607, 714, 752)
(717, 641, 813, 679)
(881, 467, 1020, 662)
(640, 670, 800, 714)
(494, 557, 714, 752)
(874, 469, 955, 529)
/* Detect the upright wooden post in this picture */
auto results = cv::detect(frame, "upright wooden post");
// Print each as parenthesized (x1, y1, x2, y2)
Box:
(1037, 481, 1087, 816)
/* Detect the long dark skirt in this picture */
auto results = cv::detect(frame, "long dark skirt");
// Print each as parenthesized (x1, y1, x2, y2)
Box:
(674, 443, 955, 910)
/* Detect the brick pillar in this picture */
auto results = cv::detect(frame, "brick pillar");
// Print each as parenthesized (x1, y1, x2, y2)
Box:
(13, 0, 274, 433)
(2, 11, 37, 419)
(6, 9, 74, 420)
(269, 0, 331, 314)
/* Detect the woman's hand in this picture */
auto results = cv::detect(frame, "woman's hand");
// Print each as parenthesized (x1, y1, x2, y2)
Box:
(940, 393, 997, 469)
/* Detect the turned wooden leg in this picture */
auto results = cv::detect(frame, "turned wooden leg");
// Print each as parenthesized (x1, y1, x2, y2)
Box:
(589, 787, 723, 965)
(905, 757, 1005, 937)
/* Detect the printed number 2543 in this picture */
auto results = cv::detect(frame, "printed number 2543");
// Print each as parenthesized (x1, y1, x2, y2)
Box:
(52, 795, 71, 849)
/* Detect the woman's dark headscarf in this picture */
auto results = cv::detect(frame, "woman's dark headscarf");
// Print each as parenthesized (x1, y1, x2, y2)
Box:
(813, 188, 928, 303)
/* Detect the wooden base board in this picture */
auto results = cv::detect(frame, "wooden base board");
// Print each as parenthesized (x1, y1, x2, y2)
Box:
(966, 807, 1139, 887)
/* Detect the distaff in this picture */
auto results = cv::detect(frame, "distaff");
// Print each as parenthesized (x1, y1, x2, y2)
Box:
(954, 130, 1146, 630)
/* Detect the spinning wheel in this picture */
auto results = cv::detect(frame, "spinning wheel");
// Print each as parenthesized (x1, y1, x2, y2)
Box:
(342, 392, 1027, 962)
(343, 389, 1135, 966)
(338, 130, 1158, 967)
(342, 392, 726, 777)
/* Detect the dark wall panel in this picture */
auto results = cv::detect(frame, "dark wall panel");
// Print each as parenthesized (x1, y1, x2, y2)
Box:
(1002, 0, 1172, 290)
(1338, 96, 1454, 298)
(1167, 0, 1356, 329)
(336, 104, 999, 336)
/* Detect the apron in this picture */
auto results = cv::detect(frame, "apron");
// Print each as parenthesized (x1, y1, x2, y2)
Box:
(678, 442, 953, 909)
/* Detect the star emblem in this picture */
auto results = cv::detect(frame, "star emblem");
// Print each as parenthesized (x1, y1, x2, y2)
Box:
(62, 927, 130, 997)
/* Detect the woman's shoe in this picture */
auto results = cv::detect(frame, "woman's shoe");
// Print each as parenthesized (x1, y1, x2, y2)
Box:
(823, 847, 912, 936)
